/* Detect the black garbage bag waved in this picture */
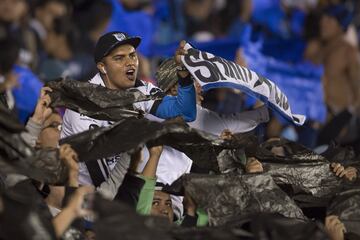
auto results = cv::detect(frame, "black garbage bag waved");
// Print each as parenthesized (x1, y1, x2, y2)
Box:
(246, 139, 347, 201)
(61, 118, 241, 171)
(0, 180, 56, 240)
(46, 78, 159, 121)
(224, 213, 329, 240)
(94, 195, 173, 240)
(28, 148, 68, 185)
(182, 173, 307, 226)
(0, 104, 25, 133)
(0, 147, 68, 185)
(0, 106, 36, 178)
(251, 139, 327, 163)
(0, 106, 33, 161)
(0, 107, 68, 185)
(94, 195, 329, 240)
(327, 188, 360, 238)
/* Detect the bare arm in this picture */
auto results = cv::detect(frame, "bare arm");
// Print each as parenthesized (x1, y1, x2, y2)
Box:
(52, 186, 94, 238)
(141, 145, 163, 178)
(347, 47, 360, 108)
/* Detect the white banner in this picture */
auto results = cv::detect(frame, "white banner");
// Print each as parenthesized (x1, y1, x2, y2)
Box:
(181, 44, 306, 126)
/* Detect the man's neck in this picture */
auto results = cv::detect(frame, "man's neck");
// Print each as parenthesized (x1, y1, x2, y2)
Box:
(99, 73, 127, 90)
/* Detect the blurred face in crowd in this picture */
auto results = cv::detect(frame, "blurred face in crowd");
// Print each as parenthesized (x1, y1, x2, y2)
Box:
(97, 44, 139, 90)
(320, 15, 343, 41)
(37, 112, 62, 148)
(0, 0, 27, 23)
(151, 191, 174, 223)
(35, 0, 67, 31)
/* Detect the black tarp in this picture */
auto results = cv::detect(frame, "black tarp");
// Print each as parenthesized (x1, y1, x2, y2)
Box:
(327, 188, 360, 238)
(182, 173, 307, 226)
(0, 179, 56, 240)
(60, 118, 241, 171)
(94, 195, 173, 240)
(46, 78, 159, 121)
(243, 139, 352, 203)
(0, 107, 68, 185)
(94, 195, 330, 240)
(28, 148, 68, 185)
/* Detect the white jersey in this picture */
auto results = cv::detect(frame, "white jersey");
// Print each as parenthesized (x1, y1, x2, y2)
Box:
(60, 74, 162, 185)
(139, 104, 268, 218)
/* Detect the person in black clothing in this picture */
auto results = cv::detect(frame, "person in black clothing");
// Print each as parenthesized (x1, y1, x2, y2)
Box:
(0, 36, 19, 110)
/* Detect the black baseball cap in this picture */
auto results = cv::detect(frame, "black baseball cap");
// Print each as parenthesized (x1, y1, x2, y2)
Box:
(94, 31, 141, 63)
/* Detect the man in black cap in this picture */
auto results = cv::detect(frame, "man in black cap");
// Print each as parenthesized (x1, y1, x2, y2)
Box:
(61, 32, 197, 186)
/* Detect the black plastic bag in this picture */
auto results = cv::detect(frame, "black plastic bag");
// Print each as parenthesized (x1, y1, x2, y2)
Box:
(0, 104, 25, 133)
(60, 118, 241, 171)
(93, 195, 172, 240)
(46, 78, 158, 121)
(0, 179, 56, 240)
(27, 148, 68, 185)
(182, 173, 307, 226)
(252, 139, 327, 163)
(327, 188, 360, 238)
(245, 139, 348, 200)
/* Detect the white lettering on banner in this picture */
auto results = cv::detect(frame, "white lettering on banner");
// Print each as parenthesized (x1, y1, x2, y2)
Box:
(181, 44, 305, 125)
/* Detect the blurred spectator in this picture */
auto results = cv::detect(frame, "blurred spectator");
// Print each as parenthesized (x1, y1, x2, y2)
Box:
(29, 0, 71, 59)
(320, 4, 360, 117)
(0, 36, 19, 110)
(184, 0, 217, 41)
(38, 17, 94, 81)
(0, 0, 37, 69)
(219, 0, 253, 40)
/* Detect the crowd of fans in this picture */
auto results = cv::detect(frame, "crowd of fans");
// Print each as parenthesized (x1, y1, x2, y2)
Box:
(0, 0, 360, 239)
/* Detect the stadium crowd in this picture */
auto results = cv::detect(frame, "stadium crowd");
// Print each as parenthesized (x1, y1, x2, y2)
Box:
(0, 0, 359, 239)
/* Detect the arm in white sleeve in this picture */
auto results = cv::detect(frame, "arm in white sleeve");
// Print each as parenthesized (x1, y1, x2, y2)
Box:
(96, 153, 131, 200)
(21, 118, 42, 147)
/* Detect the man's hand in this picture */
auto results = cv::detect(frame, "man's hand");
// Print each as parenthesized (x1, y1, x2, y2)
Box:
(325, 215, 346, 240)
(148, 145, 163, 158)
(220, 129, 233, 140)
(245, 157, 263, 173)
(331, 163, 358, 181)
(66, 186, 95, 218)
(175, 40, 189, 78)
(59, 144, 79, 187)
(175, 40, 188, 66)
(142, 145, 163, 178)
(53, 186, 95, 238)
(32, 87, 53, 125)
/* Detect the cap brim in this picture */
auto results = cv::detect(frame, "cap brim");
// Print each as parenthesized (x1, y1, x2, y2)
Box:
(103, 37, 141, 58)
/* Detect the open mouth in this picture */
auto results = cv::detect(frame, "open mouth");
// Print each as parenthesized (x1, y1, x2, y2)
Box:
(126, 69, 136, 80)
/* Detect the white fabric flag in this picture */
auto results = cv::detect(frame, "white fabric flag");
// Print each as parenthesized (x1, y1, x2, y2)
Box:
(181, 44, 306, 126)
